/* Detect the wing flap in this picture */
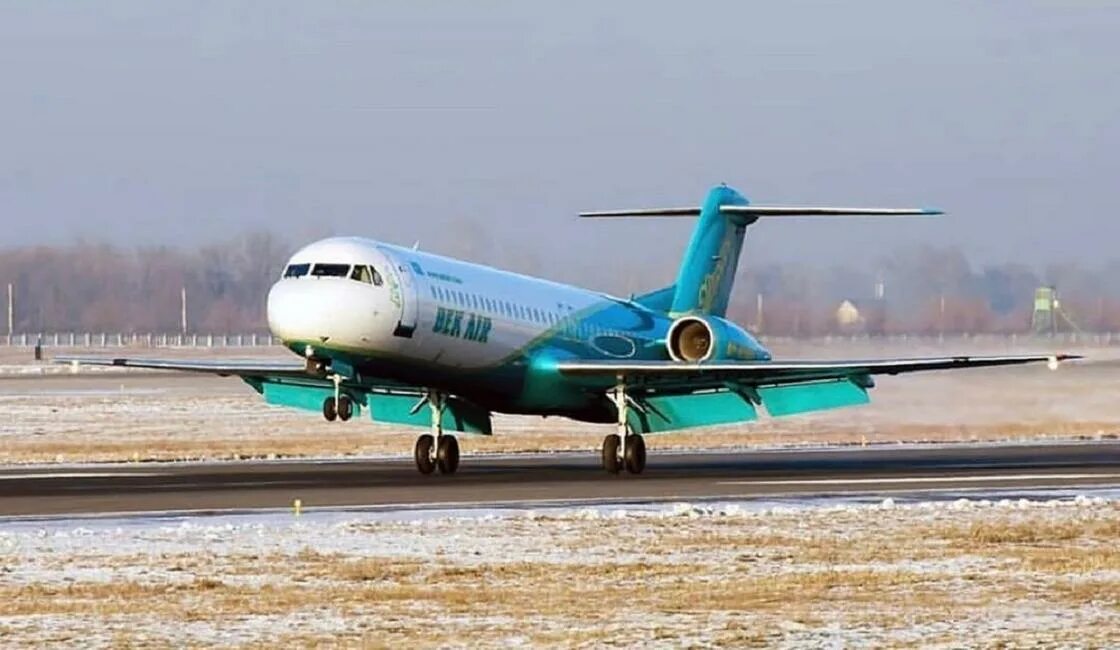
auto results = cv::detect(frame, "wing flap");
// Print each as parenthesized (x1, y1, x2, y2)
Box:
(757, 378, 870, 417)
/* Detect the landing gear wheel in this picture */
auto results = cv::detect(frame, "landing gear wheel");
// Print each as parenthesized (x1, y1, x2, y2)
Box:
(437, 435, 460, 475)
(414, 434, 436, 475)
(337, 395, 353, 421)
(624, 434, 646, 475)
(602, 434, 621, 474)
(322, 397, 337, 422)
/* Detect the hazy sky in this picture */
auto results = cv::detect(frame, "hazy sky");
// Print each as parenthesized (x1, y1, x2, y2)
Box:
(1, 2, 1117, 287)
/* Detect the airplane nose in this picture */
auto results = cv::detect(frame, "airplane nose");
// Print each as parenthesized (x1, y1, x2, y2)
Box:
(267, 280, 391, 348)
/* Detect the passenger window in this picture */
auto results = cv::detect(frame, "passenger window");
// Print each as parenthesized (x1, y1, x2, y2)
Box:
(351, 265, 374, 284)
(283, 263, 311, 278)
(311, 263, 350, 278)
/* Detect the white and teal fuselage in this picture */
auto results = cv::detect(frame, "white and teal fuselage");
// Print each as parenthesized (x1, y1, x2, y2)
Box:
(267, 236, 769, 424)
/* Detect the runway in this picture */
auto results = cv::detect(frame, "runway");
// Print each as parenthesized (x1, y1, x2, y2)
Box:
(2, 442, 1119, 518)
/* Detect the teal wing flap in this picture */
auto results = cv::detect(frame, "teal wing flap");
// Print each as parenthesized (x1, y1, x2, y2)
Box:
(441, 397, 493, 435)
(366, 393, 491, 434)
(263, 381, 345, 413)
(629, 390, 757, 434)
(757, 378, 869, 417)
(260, 379, 491, 435)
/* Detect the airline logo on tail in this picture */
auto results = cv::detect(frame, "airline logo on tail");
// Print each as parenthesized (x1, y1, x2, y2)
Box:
(697, 230, 737, 313)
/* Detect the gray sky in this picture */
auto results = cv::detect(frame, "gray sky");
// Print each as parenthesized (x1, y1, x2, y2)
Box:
(1, 1, 1117, 287)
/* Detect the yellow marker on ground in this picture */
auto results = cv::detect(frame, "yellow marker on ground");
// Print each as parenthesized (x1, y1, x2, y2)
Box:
(293, 499, 302, 517)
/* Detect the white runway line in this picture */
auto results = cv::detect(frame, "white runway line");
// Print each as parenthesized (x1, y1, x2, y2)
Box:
(717, 473, 1120, 486)
(0, 472, 161, 480)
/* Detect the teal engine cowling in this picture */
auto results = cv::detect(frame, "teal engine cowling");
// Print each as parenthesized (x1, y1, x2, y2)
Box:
(666, 315, 768, 363)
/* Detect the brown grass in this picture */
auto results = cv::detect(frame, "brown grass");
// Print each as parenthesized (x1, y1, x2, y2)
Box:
(4, 504, 1120, 646)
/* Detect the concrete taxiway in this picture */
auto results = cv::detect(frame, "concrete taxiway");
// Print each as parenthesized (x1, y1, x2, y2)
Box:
(1, 442, 1119, 517)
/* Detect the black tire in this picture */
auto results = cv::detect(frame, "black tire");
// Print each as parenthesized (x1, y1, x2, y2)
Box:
(322, 397, 337, 422)
(337, 395, 353, 421)
(414, 434, 436, 475)
(437, 435, 460, 475)
(624, 434, 646, 475)
(602, 434, 621, 474)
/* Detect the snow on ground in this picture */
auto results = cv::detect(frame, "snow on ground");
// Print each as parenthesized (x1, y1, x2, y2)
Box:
(1, 490, 1119, 647)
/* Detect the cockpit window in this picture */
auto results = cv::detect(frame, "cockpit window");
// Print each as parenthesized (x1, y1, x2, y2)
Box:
(372, 267, 383, 286)
(310, 263, 351, 278)
(283, 263, 311, 278)
(350, 265, 373, 284)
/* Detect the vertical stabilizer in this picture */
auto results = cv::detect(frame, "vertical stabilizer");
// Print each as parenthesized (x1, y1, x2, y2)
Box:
(670, 185, 753, 317)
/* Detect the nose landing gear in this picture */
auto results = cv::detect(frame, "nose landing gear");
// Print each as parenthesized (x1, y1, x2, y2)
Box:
(321, 374, 355, 422)
(413, 391, 459, 475)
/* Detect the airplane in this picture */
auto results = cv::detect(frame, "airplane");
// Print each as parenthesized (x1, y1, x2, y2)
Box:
(58, 185, 1077, 476)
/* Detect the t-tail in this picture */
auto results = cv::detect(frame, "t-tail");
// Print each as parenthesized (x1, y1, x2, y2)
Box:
(581, 184, 942, 317)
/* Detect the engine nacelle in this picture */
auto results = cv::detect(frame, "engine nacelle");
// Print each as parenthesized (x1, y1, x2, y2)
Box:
(666, 315, 767, 363)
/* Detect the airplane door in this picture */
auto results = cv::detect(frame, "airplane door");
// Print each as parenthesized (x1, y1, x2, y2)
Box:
(393, 261, 419, 338)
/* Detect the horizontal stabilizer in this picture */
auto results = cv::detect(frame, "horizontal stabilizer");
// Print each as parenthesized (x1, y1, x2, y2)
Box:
(580, 207, 701, 218)
(720, 205, 941, 217)
(580, 206, 940, 218)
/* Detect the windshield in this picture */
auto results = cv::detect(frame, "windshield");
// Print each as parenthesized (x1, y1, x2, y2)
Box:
(283, 263, 311, 278)
(310, 263, 351, 278)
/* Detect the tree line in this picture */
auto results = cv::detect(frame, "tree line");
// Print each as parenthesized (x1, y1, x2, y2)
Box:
(2, 235, 1118, 335)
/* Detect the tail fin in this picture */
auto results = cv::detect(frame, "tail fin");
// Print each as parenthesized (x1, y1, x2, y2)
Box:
(581, 185, 940, 318)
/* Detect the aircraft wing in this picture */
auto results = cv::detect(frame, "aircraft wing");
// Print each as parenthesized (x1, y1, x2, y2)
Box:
(53, 356, 313, 378)
(557, 354, 1080, 391)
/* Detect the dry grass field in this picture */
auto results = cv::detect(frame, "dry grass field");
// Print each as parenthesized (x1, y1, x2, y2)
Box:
(0, 496, 1117, 647)
(0, 341, 1116, 464)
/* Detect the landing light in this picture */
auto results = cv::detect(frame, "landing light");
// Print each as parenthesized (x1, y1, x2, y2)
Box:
(1047, 356, 1059, 371)
(304, 345, 314, 358)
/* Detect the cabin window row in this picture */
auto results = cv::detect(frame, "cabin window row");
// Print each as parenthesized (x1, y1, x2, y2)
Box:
(428, 285, 565, 326)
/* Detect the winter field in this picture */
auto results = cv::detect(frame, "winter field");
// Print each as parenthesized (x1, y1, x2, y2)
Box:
(1, 494, 1119, 647)
(0, 340, 1116, 464)
(1, 342, 1119, 647)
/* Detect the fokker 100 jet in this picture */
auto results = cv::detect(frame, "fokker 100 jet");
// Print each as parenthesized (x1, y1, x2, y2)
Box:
(60, 185, 1076, 476)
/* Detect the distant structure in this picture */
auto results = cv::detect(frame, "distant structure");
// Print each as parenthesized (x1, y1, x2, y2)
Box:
(1031, 286, 1081, 335)
(1031, 287, 1057, 334)
(835, 300, 863, 330)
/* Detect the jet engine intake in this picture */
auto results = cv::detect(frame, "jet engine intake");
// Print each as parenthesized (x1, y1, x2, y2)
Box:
(667, 317, 715, 362)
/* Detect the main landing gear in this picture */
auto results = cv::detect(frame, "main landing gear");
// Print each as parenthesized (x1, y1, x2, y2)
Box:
(322, 374, 354, 422)
(602, 378, 646, 475)
(414, 391, 459, 476)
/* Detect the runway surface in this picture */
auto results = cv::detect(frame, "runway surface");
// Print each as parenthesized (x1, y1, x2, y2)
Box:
(2, 442, 1120, 518)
